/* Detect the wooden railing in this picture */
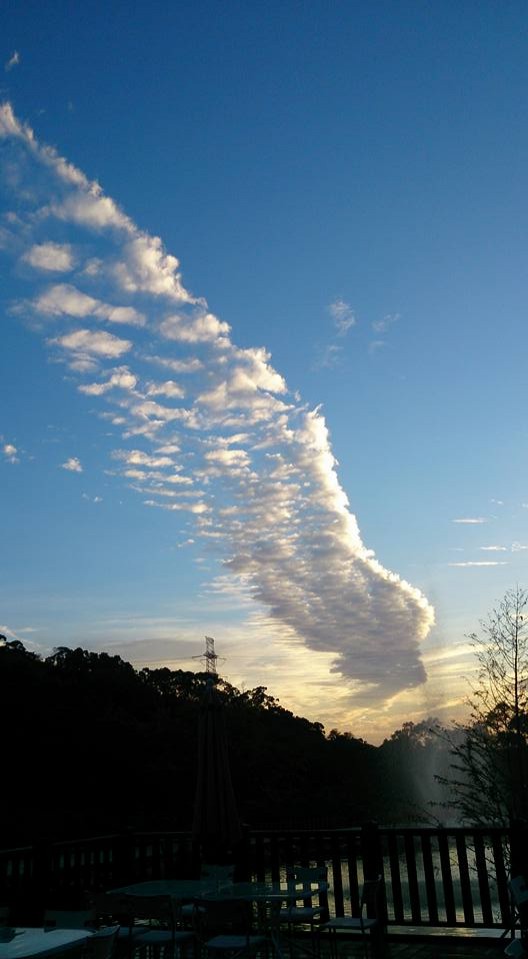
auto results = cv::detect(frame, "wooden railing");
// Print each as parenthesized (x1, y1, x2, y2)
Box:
(1, 823, 524, 931)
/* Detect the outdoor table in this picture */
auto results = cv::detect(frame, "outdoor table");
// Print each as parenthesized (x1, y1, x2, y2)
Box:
(0, 929, 92, 959)
(109, 879, 327, 958)
(110, 878, 326, 903)
(110, 879, 218, 899)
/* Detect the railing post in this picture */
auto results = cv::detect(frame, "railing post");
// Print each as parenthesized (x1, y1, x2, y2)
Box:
(24, 839, 50, 924)
(234, 826, 250, 881)
(361, 821, 382, 881)
(113, 830, 136, 887)
(361, 821, 387, 944)
(510, 818, 528, 880)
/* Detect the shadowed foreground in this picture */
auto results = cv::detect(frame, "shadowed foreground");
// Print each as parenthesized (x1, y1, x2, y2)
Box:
(112, 932, 506, 959)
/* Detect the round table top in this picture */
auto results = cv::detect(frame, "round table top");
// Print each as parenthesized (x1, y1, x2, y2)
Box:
(0, 928, 92, 959)
(110, 878, 327, 903)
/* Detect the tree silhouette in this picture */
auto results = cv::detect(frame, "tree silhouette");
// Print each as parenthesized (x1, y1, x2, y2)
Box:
(437, 586, 528, 825)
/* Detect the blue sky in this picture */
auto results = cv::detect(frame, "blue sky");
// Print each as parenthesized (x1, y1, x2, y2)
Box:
(2, 1, 528, 742)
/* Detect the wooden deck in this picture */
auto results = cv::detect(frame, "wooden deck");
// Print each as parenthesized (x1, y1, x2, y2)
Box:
(115, 928, 511, 959)
(317, 931, 507, 959)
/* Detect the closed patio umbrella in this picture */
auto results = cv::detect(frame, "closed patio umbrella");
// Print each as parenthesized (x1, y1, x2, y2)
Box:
(192, 678, 243, 862)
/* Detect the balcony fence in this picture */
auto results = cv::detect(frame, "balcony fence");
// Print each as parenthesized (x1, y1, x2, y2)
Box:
(1, 822, 525, 932)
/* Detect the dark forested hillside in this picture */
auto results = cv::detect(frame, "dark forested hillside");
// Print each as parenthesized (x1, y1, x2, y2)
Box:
(0, 639, 449, 845)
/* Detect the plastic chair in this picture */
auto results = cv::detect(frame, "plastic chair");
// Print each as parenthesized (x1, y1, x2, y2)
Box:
(199, 897, 267, 959)
(320, 876, 384, 959)
(278, 865, 328, 951)
(181, 863, 236, 923)
(505, 941, 527, 959)
(509, 877, 528, 948)
(125, 894, 195, 956)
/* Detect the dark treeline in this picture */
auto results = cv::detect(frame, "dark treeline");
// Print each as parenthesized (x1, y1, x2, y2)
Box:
(0, 640, 453, 847)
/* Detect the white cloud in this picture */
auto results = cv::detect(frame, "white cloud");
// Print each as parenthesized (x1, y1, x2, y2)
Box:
(82, 258, 103, 276)
(61, 457, 83, 472)
(49, 328, 132, 358)
(0, 102, 436, 711)
(480, 545, 507, 551)
(144, 498, 209, 514)
(155, 443, 180, 454)
(113, 235, 195, 302)
(205, 448, 251, 469)
(23, 242, 74, 272)
(146, 380, 185, 399)
(231, 346, 287, 394)
(160, 311, 231, 345)
(112, 449, 175, 469)
(5, 51, 20, 72)
(78, 366, 137, 395)
(3, 443, 18, 463)
(124, 469, 191, 487)
(328, 298, 356, 335)
(0, 102, 29, 139)
(452, 517, 487, 524)
(145, 355, 203, 373)
(34, 283, 145, 326)
(50, 192, 132, 232)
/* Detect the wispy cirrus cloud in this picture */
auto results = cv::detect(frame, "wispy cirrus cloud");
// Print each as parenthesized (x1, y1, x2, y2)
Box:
(4, 51, 20, 73)
(314, 299, 357, 369)
(0, 101, 435, 708)
(372, 312, 399, 335)
(449, 560, 508, 568)
(328, 298, 356, 335)
(369, 312, 399, 352)
(452, 517, 487, 524)
(316, 344, 343, 369)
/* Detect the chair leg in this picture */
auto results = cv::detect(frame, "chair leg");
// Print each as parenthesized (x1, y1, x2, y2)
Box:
(361, 930, 368, 959)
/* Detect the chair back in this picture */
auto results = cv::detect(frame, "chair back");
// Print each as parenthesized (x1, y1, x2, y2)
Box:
(286, 865, 328, 909)
(287, 865, 327, 889)
(505, 941, 526, 958)
(510, 876, 528, 907)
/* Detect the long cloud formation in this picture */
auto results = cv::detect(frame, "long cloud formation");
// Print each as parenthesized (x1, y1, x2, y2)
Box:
(0, 102, 434, 704)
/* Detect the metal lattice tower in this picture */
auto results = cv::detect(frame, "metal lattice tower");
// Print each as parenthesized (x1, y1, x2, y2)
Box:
(193, 636, 219, 674)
